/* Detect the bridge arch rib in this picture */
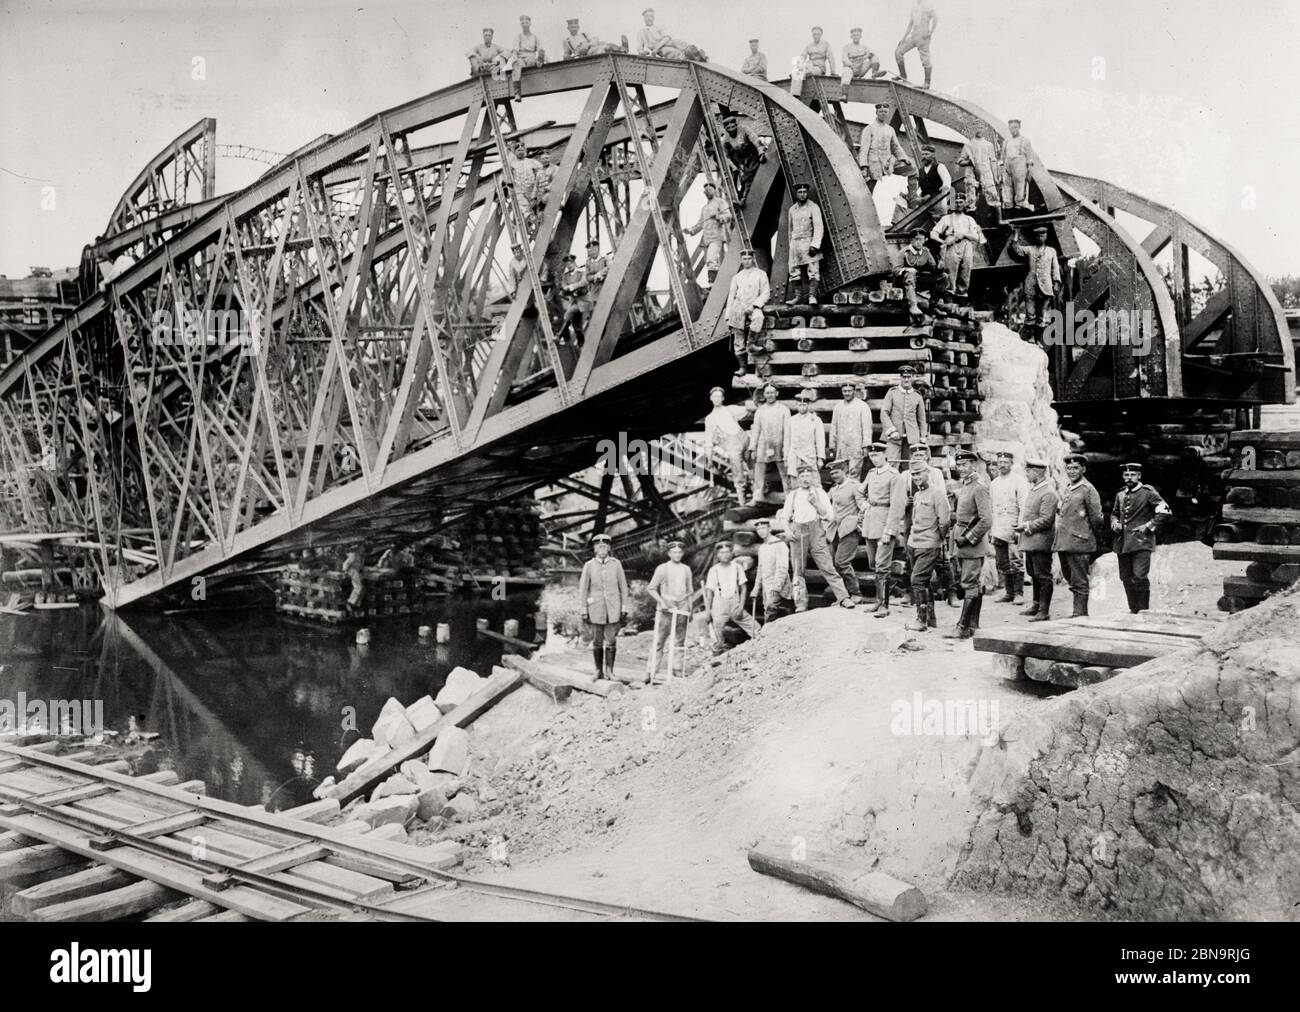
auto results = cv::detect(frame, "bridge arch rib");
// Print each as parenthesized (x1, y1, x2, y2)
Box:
(1, 55, 887, 608)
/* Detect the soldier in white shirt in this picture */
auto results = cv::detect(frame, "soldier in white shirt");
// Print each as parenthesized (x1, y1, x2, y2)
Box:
(894, 0, 938, 89)
(507, 15, 546, 101)
(686, 181, 733, 290)
(930, 191, 984, 296)
(958, 128, 1001, 208)
(749, 383, 790, 504)
(741, 38, 768, 80)
(467, 28, 508, 78)
(705, 541, 760, 652)
(784, 388, 825, 475)
(841, 28, 884, 85)
(704, 386, 749, 505)
(1010, 225, 1061, 327)
(829, 382, 873, 478)
(858, 103, 907, 193)
(750, 517, 791, 618)
(786, 182, 824, 304)
(780, 465, 854, 611)
(1002, 119, 1038, 211)
(724, 248, 770, 377)
(989, 449, 1029, 605)
(647, 540, 693, 678)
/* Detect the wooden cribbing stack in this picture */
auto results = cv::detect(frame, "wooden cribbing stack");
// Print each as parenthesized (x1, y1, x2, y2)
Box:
(1214, 430, 1300, 613)
(973, 612, 1222, 688)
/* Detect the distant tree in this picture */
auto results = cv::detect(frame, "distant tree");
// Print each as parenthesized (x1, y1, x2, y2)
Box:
(1269, 275, 1300, 309)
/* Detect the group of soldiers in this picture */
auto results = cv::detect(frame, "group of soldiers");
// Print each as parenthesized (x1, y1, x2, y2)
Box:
(781, 2, 937, 92)
(507, 233, 613, 347)
(576, 446, 1173, 680)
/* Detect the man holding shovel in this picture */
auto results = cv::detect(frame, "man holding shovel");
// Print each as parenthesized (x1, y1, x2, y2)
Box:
(647, 541, 693, 681)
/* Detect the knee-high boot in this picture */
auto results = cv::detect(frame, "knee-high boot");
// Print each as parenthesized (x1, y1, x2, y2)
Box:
(871, 577, 891, 617)
(1020, 579, 1041, 616)
(905, 588, 928, 631)
(1071, 592, 1089, 618)
(604, 641, 617, 677)
(592, 642, 605, 678)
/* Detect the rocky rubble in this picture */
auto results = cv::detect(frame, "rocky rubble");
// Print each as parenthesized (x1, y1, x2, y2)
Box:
(954, 584, 1300, 919)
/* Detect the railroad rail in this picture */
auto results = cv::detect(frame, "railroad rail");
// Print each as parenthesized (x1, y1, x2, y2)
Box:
(0, 744, 695, 921)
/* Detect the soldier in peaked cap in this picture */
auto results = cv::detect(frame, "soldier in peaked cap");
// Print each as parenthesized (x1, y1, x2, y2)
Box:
(1010, 223, 1061, 328)
(1111, 462, 1172, 614)
(648, 540, 693, 678)
(881, 363, 928, 466)
(828, 458, 868, 602)
(858, 102, 907, 193)
(784, 386, 826, 476)
(751, 516, 792, 618)
(749, 382, 790, 503)
(1015, 455, 1058, 621)
(1053, 453, 1104, 617)
(562, 17, 628, 59)
(989, 449, 1029, 605)
(704, 539, 760, 652)
(942, 449, 992, 639)
(579, 533, 628, 678)
(780, 464, 854, 610)
(895, 228, 938, 324)
(742, 38, 768, 80)
(467, 27, 508, 78)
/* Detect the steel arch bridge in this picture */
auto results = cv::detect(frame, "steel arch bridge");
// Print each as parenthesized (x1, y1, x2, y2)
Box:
(2, 59, 1291, 609)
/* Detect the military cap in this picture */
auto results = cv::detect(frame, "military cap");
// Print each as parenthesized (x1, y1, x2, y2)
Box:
(667, 539, 686, 549)
(762, 383, 778, 394)
(797, 464, 817, 474)
(1024, 456, 1048, 469)
(793, 181, 811, 191)
(1033, 226, 1049, 237)
(898, 364, 916, 375)
(592, 533, 612, 544)
(829, 459, 850, 471)
(748, 37, 759, 43)
(1008, 118, 1021, 124)
(840, 381, 856, 389)
(703, 180, 717, 189)
(995, 449, 1015, 459)
(909, 444, 931, 457)
(723, 113, 739, 123)
(709, 385, 725, 396)
(922, 145, 936, 154)
(796, 388, 817, 400)
(567, 18, 580, 25)
(1064, 453, 1088, 468)
(851, 27, 863, 33)
(955, 449, 978, 462)
(910, 227, 928, 238)
(1121, 461, 1143, 472)
(642, 7, 655, 15)
(715, 539, 734, 549)
(875, 102, 892, 110)
(811, 25, 823, 32)
(562, 252, 577, 260)
(752, 517, 772, 528)
(868, 441, 887, 453)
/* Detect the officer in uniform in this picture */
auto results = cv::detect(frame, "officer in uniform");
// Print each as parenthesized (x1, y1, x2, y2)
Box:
(861, 442, 901, 616)
(900, 455, 950, 632)
(578, 533, 628, 678)
(881, 363, 928, 465)
(1111, 462, 1172, 613)
(786, 182, 824, 304)
(1015, 456, 1059, 621)
(943, 449, 992, 639)
(1053, 452, 1104, 617)
(828, 459, 868, 602)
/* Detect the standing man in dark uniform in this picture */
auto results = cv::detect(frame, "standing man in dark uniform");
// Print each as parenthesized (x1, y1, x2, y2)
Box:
(827, 459, 868, 603)
(1111, 462, 1172, 614)
(881, 363, 928, 466)
(720, 114, 765, 203)
(1015, 456, 1058, 621)
(943, 449, 992, 639)
(578, 533, 629, 678)
(1052, 453, 1104, 617)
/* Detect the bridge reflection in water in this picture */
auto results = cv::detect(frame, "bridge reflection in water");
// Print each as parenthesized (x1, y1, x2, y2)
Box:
(0, 594, 538, 807)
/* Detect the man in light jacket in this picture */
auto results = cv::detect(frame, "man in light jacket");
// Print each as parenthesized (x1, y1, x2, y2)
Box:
(578, 533, 629, 677)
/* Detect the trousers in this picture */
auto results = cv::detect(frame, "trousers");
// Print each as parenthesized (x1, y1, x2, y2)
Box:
(791, 519, 850, 606)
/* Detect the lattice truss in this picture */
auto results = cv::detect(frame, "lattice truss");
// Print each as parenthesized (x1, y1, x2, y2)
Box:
(0, 57, 883, 607)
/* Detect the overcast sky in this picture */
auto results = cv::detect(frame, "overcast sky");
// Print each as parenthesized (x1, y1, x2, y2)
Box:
(2, 0, 1297, 277)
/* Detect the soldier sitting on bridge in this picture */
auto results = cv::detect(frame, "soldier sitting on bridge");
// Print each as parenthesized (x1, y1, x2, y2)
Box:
(505, 15, 546, 101)
(562, 18, 629, 58)
(636, 8, 706, 61)
(841, 27, 887, 85)
(467, 28, 508, 78)
(895, 228, 939, 325)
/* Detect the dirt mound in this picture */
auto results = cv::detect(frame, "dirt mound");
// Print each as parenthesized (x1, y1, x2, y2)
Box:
(955, 585, 1300, 920)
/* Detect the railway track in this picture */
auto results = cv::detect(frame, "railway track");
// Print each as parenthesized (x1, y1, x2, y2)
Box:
(0, 744, 695, 922)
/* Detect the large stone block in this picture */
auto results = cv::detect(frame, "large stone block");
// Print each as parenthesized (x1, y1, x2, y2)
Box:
(427, 726, 470, 776)
(435, 667, 487, 709)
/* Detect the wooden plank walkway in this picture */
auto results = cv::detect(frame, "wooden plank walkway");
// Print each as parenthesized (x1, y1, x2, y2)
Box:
(974, 612, 1222, 680)
(0, 744, 695, 922)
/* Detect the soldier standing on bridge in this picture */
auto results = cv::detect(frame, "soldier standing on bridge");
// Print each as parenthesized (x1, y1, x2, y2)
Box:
(781, 465, 855, 611)
(786, 182, 824, 305)
(784, 388, 826, 476)
(742, 38, 768, 80)
(943, 449, 992, 639)
(858, 103, 907, 194)
(989, 450, 1028, 606)
(894, 0, 938, 89)
(749, 383, 790, 504)
(1015, 456, 1058, 622)
(468, 28, 509, 78)
(958, 127, 1002, 209)
(828, 459, 868, 603)
(685, 181, 733, 291)
(930, 191, 984, 297)
(841, 28, 885, 85)
(830, 382, 873, 479)
(881, 363, 928, 465)
(507, 139, 544, 214)
(1002, 119, 1038, 211)
(720, 114, 765, 203)
(705, 386, 750, 506)
(583, 238, 609, 301)
(1111, 462, 1172, 614)
(562, 17, 628, 58)
(559, 253, 588, 345)
(1010, 226, 1061, 328)
(506, 16, 546, 101)
(579, 533, 629, 679)
(1054, 453, 1104, 618)
(724, 248, 769, 378)
(647, 540, 693, 679)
